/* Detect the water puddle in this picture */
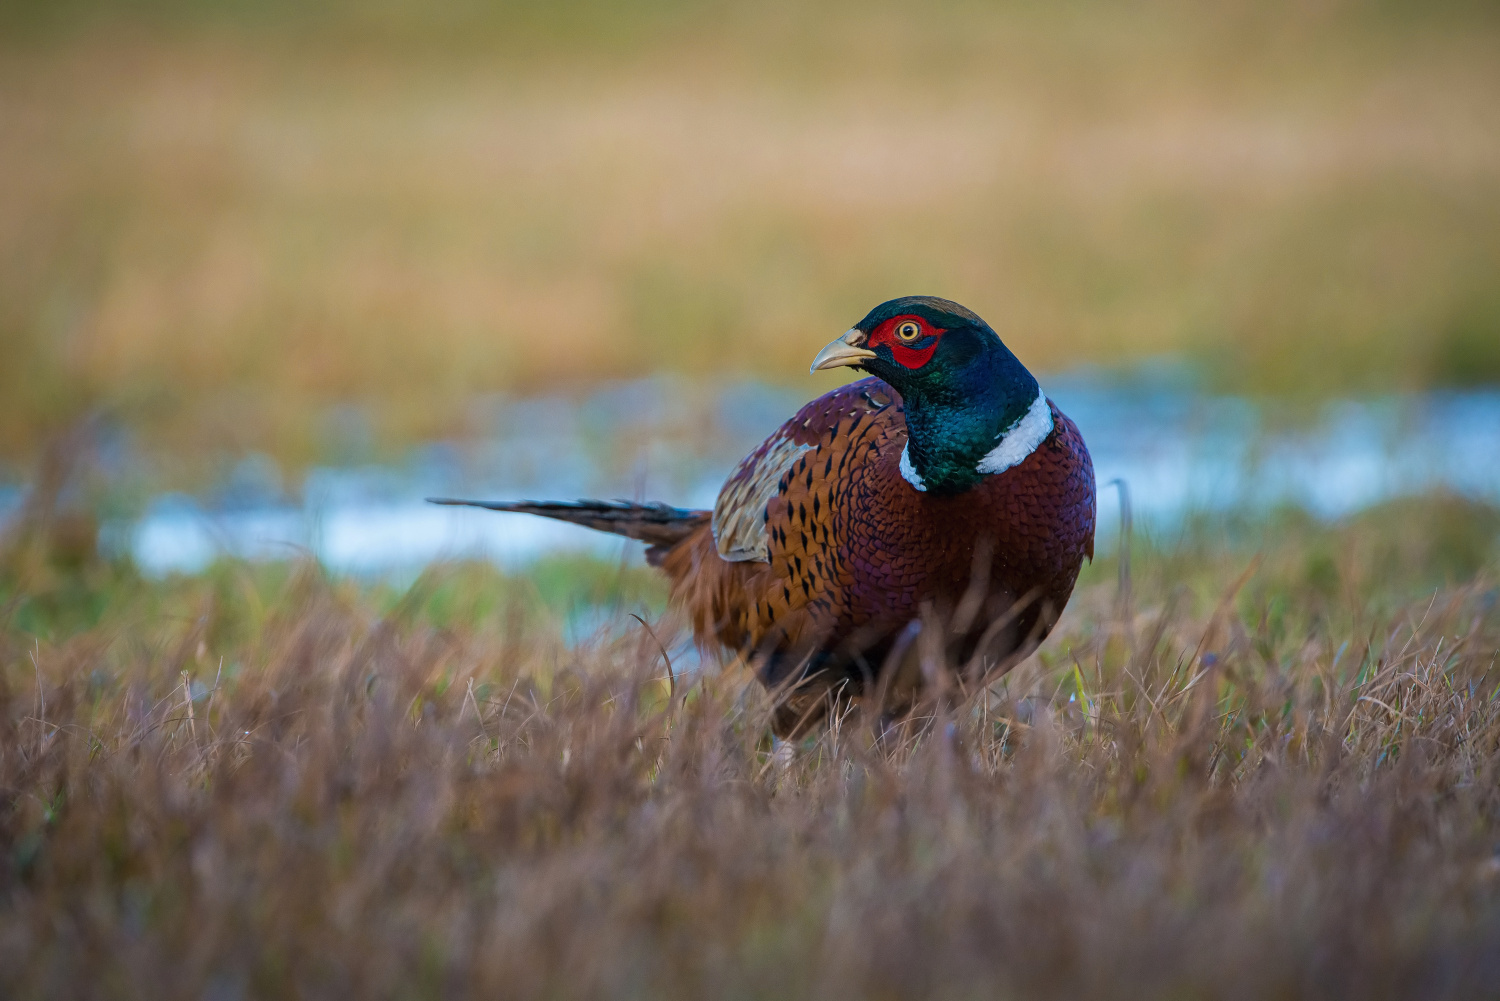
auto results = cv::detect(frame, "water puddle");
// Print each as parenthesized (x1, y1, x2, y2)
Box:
(62, 376, 1500, 576)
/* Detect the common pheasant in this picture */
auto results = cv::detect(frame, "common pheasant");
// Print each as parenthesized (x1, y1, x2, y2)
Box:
(432, 296, 1096, 734)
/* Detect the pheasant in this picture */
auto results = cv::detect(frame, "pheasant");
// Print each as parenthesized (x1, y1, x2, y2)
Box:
(432, 296, 1096, 734)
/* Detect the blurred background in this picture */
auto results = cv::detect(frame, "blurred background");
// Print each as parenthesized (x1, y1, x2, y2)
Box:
(1, 0, 1498, 575)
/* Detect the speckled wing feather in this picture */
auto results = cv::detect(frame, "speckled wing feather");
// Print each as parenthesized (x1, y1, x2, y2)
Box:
(712, 432, 812, 562)
(663, 378, 901, 658)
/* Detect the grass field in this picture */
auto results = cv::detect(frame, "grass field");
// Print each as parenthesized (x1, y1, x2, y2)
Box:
(3, 0, 1500, 465)
(2, 494, 1498, 998)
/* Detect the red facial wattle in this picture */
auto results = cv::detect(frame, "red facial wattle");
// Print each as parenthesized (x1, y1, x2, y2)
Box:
(869, 314, 945, 369)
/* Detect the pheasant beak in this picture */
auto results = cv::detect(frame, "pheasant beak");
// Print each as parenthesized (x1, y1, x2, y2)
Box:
(810, 329, 877, 373)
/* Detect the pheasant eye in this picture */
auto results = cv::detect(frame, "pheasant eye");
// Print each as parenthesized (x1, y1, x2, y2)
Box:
(895, 321, 922, 342)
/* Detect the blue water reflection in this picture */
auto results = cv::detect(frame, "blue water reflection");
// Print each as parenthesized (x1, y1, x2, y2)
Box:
(109, 377, 1500, 577)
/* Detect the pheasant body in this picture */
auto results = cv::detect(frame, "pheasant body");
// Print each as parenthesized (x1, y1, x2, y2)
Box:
(659, 377, 1093, 729)
(432, 296, 1096, 734)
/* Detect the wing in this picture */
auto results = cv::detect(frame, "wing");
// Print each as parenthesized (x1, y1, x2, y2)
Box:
(711, 378, 898, 564)
(712, 429, 813, 562)
(663, 377, 902, 654)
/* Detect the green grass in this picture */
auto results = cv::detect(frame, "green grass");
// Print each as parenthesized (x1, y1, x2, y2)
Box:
(1, 494, 1497, 997)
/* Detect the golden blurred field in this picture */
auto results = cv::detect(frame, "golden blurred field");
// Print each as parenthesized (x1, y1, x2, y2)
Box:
(3, 0, 1499, 463)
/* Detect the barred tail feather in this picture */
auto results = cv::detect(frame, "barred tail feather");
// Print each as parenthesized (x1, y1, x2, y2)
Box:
(426, 497, 710, 552)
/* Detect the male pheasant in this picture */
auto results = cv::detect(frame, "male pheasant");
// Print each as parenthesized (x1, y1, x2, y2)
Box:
(432, 296, 1096, 734)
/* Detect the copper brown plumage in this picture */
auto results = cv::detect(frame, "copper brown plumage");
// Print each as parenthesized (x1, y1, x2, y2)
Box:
(657, 379, 1094, 731)
(431, 296, 1097, 735)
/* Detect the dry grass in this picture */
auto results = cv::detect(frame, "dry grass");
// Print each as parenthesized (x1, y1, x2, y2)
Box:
(2, 497, 1498, 999)
(3, 0, 1500, 463)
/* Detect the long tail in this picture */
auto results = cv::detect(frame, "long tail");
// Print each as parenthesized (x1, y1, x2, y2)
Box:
(426, 497, 710, 550)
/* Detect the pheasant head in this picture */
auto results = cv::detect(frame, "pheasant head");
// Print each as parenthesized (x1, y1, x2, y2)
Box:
(811, 295, 1052, 495)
